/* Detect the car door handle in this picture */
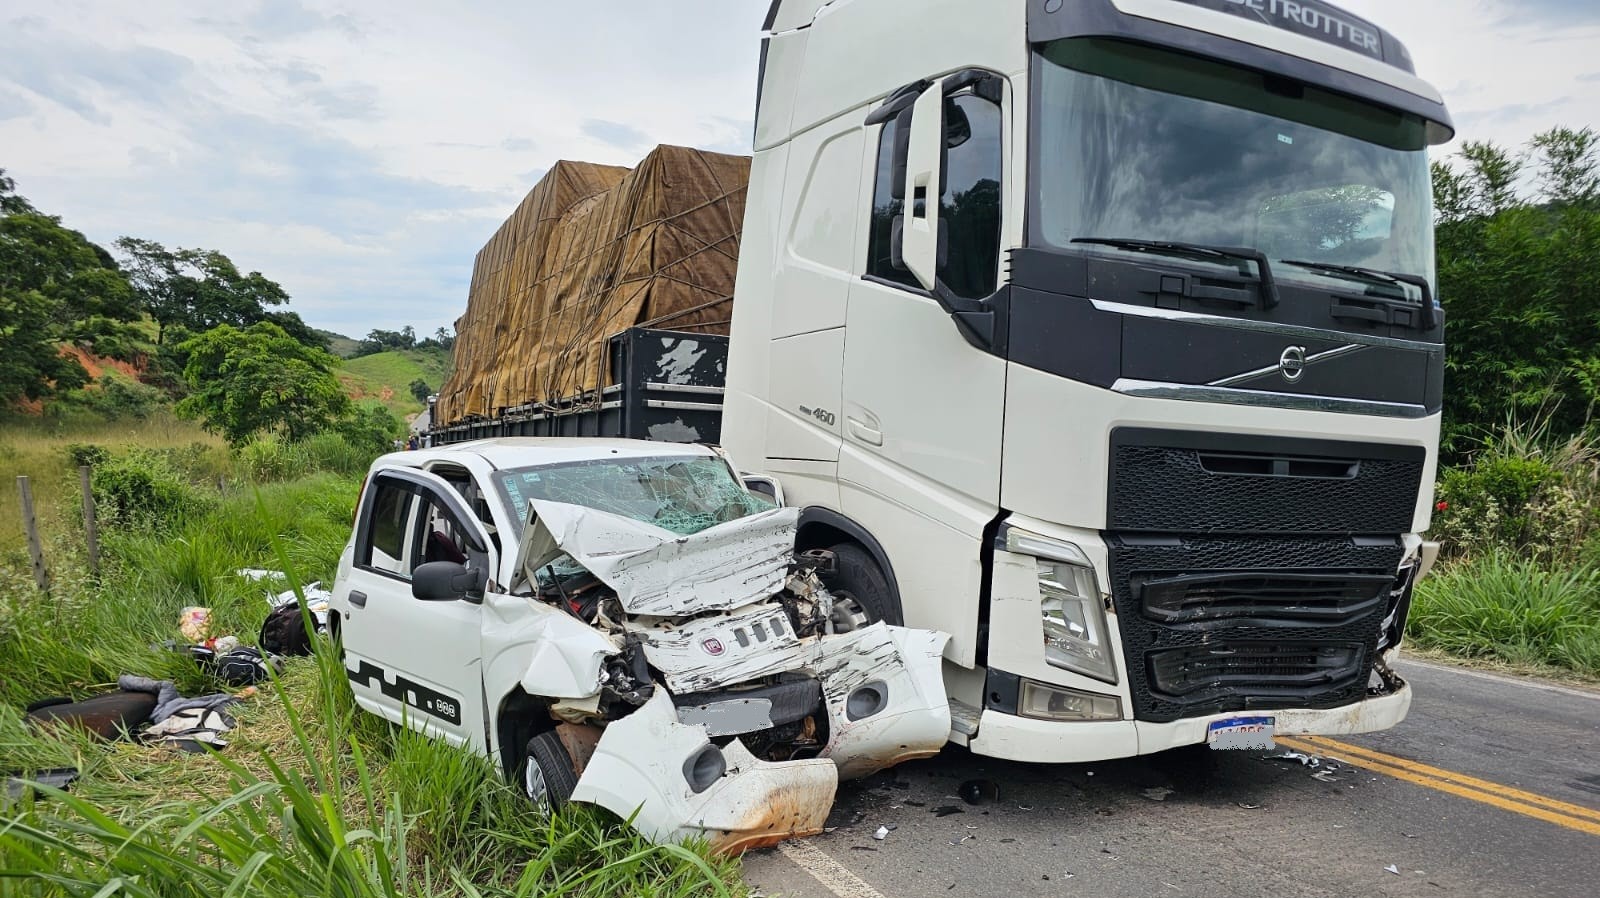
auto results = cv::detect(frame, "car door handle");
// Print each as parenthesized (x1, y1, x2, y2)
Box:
(348, 590, 367, 609)
(847, 417, 883, 446)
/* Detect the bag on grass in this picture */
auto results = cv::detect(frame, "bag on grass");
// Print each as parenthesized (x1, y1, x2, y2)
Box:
(259, 604, 312, 656)
(215, 647, 282, 686)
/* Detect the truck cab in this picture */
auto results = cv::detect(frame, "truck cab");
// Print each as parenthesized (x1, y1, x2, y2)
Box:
(723, 0, 1452, 761)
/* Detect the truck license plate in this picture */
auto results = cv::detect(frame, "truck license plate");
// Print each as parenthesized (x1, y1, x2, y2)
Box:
(1207, 716, 1275, 751)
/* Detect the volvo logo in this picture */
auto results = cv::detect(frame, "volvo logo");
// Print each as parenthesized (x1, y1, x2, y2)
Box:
(1279, 346, 1308, 383)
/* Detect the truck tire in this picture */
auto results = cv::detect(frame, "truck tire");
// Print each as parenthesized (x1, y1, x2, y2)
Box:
(520, 730, 579, 811)
(827, 543, 903, 627)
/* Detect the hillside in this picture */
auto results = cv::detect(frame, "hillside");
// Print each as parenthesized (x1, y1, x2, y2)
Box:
(337, 347, 451, 417)
(312, 328, 363, 358)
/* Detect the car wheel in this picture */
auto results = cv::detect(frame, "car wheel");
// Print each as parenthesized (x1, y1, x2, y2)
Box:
(827, 543, 902, 628)
(520, 730, 578, 811)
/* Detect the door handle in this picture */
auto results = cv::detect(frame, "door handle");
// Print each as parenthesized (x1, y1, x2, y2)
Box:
(348, 590, 367, 609)
(847, 417, 883, 446)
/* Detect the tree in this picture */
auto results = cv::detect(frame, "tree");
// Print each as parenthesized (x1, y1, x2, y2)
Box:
(0, 168, 36, 215)
(408, 378, 432, 405)
(1433, 126, 1600, 457)
(176, 321, 351, 445)
(355, 326, 416, 357)
(0, 173, 139, 402)
(115, 238, 296, 345)
(417, 326, 455, 351)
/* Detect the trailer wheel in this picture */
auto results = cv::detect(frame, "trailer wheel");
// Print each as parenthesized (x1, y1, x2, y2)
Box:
(519, 731, 578, 811)
(827, 543, 902, 628)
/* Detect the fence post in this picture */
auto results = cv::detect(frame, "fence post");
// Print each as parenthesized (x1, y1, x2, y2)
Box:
(79, 465, 101, 579)
(17, 476, 49, 593)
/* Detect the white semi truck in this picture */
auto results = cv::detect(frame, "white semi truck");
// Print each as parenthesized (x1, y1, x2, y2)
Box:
(429, 0, 1454, 766)
(720, 0, 1452, 762)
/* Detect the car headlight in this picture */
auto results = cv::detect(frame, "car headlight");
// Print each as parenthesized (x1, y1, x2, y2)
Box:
(1004, 526, 1117, 684)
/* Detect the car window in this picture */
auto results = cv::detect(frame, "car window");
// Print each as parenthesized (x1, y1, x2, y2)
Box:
(359, 476, 475, 582)
(493, 455, 774, 536)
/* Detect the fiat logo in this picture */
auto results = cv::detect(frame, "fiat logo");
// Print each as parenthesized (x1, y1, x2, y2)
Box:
(701, 638, 726, 656)
(1279, 345, 1308, 384)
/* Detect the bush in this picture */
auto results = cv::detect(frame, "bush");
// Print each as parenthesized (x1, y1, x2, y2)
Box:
(49, 374, 166, 423)
(90, 448, 214, 531)
(1431, 423, 1600, 565)
(63, 442, 110, 469)
(1410, 555, 1600, 675)
(331, 403, 401, 456)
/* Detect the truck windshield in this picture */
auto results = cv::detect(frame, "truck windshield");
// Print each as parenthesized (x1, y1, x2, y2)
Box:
(494, 454, 773, 537)
(1032, 38, 1436, 293)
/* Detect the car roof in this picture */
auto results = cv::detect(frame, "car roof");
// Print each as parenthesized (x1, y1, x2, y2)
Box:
(386, 437, 718, 472)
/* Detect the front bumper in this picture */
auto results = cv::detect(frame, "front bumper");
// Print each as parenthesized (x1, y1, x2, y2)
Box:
(967, 679, 1411, 764)
(573, 690, 838, 853)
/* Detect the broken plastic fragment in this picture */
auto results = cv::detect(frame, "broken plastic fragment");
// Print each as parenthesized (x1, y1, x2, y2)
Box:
(959, 778, 999, 806)
(1141, 786, 1175, 802)
(1385, 864, 1400, 875)
(873, 825, 889, 841)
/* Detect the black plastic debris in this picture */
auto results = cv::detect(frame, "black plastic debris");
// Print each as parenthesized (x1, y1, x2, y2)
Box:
(959, 778, 999, 805)
(3, 768, 79, 808)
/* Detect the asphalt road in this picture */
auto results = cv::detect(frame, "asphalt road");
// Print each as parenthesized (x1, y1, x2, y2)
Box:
(743, 657, 1600, 898)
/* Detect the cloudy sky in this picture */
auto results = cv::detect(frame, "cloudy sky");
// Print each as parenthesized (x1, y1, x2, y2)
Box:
(1, 1, 1596, 337)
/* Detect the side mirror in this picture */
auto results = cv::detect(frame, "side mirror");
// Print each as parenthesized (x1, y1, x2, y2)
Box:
(741, 474, 785, 507)
(413, 561, 486, 602)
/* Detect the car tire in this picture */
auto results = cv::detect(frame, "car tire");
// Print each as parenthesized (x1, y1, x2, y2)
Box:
(520, 730, 579, 811)
(827, 543, 902, 627)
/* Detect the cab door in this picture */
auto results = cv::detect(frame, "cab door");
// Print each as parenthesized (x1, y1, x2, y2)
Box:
(839, 74, 1011, 666)
(341, 467, 495, 750)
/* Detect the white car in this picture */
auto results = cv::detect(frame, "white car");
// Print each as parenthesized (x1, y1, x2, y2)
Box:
(330, 438, 951, 852)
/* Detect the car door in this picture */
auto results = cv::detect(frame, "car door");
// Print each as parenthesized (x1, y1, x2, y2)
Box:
(340, 466, 494, 750)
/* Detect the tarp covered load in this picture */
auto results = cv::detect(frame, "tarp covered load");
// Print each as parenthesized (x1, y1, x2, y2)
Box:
(436, 146, 750, 424)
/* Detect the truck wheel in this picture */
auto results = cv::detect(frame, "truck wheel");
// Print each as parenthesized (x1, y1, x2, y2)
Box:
(520, 731, 578, 811)
(827, 543, 902, 628)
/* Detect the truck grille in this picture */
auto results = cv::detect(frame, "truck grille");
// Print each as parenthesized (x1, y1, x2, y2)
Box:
(1148, 642, 1364, 702)
(1107, 534, 1403, 723)
(1109, 428, 1424, 534)
(1136, 572, 1393, 626)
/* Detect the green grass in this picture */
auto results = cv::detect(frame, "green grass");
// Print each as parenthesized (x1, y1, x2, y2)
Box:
(339, 348, 452, 417)
(1408, 555, 1600, 677)
(0, 411, 228, 562)
(0, 440, 744, 896)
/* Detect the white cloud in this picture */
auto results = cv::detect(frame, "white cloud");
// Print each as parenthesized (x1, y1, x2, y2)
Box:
(0, 1, 1592, 337)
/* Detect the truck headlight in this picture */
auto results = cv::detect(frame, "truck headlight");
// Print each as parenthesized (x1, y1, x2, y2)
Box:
(1005, 527, 1117, 684)
(1019, 680, 1122, 722)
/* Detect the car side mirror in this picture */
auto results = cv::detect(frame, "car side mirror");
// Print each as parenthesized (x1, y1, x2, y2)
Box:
(742, 474, 785, 507)
(413, 561, 486, 602)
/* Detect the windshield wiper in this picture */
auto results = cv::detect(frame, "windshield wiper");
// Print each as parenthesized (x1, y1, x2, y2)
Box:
(1279, 260, 1437, 331)
(1072, 238, 1278, 309)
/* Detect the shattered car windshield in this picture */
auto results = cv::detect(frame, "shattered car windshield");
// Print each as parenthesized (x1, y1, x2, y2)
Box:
(494, 454, 774, 536)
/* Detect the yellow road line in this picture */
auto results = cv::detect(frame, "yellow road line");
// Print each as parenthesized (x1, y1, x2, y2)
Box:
(1290, 735, 1600, 824)
(1277, 735, 1600, 837)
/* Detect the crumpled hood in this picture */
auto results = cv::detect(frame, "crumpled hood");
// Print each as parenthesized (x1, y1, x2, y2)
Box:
(516, 499, 801, 617)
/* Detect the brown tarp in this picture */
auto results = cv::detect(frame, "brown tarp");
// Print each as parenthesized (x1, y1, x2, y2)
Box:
(436, 145, 750, 425)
